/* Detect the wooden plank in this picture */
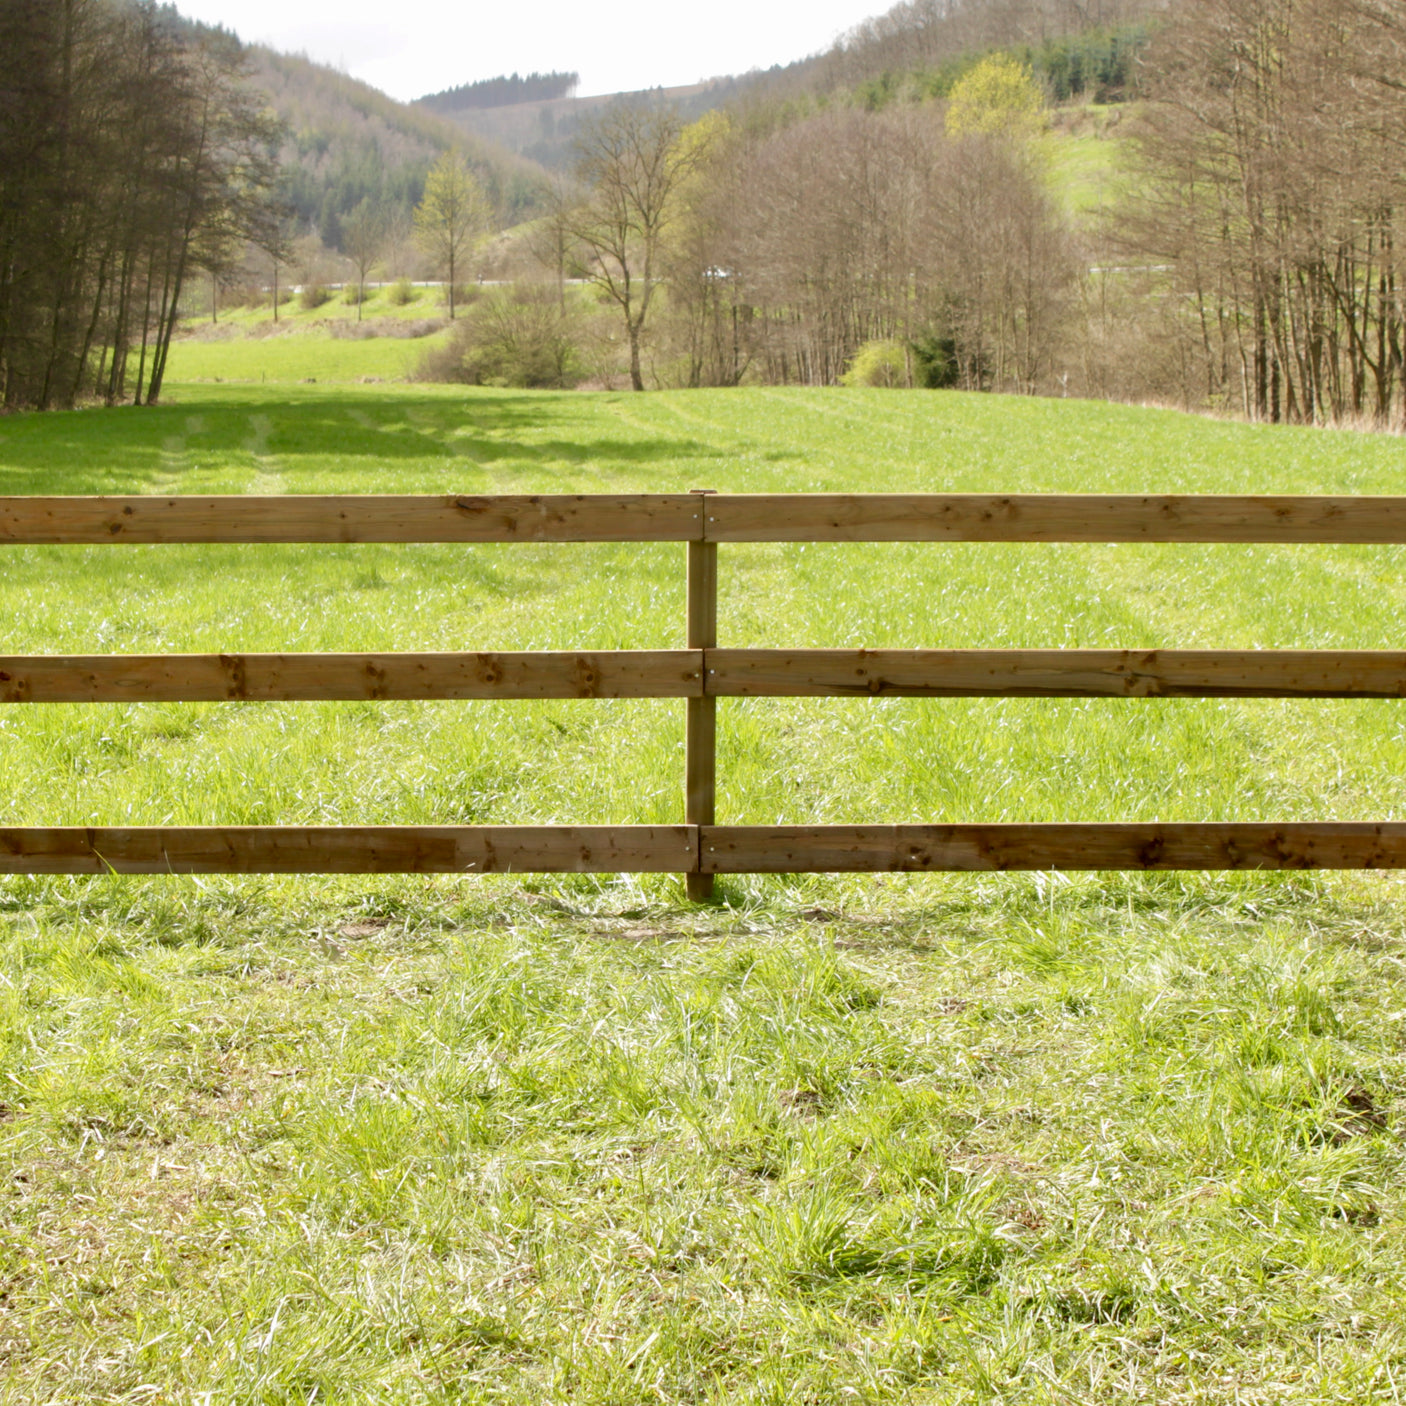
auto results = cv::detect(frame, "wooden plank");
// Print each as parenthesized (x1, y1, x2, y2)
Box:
(706, 649, 1406, 698)
(8, 822, 1404, 875)
(701, 824, 1406, 872)
(12, 493, 1406, 545)
(0, 494, 703, 544)
(702, 495, 1406, 543)
(686, 536, 719, 901)
(0, 826, 697, 874)
(0, 651, 702, 703)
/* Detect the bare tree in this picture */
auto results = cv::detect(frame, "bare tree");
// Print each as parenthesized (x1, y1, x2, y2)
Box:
(382, 207, 417, 281)
(252, 206, 296, 323)
(1123, 0, 1406, 424)
(342, 199, 385, 321)
(566, 101, 702, 391)
(528, 172, 581, 313)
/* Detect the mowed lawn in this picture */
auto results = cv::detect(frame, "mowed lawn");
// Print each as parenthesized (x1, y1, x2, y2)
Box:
(2, 375, 1406, 1403)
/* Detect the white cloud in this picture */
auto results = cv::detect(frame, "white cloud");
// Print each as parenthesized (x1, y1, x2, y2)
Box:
(175, 0, 882, 101)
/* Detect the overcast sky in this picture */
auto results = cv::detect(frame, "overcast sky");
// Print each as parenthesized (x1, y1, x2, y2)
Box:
(172, 1, 885, 102)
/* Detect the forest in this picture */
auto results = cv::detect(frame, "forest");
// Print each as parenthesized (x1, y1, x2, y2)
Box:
(417, 72, 582, 115)
(0, 0, 278, 409)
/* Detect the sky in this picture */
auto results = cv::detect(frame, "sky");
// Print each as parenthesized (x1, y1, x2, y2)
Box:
(172, 0, 887, 103)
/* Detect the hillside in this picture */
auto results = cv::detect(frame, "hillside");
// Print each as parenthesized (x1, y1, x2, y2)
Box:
(131, 4, 549, 245)
(419, 77, 762, 171)
(247, 47, 552, 244)
(417, 0, 1162, 170)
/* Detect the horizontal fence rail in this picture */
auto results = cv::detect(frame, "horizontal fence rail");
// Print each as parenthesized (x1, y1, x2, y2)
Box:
(0, 494, 705, 544)
(700, 824, 1406, 872)
(0, 826, 696, 875)
(705, 649, 1406, 698)
(4, 491, 1405, 891)
(7, 649, 1406, 702)
(0, 652, 702, 702)
(4, 824, 1405, 876)
(10, 493, 1406, 544)
(702, 494, 1406, 542)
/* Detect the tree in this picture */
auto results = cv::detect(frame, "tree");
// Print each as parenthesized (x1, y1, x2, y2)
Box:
(141, 32, 281, 405)
(658, 111, 756, 388)
(0, 0, 280, 410)
(528, 172, 581, 314)
(945, 54, 1047, 140)
(566, 101, 702, 392)
(252, 204, 296, 323)
(1124, 0, 1406, 424)
(414, 151, 487, 319)
(382, 207, 417, 281)
(342, 199, 385, 320)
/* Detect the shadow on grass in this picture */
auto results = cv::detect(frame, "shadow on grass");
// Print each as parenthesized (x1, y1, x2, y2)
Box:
(0, 390, 715, 494)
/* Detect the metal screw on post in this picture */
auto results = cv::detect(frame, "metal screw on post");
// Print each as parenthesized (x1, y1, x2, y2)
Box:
(686, 490, 717, 901)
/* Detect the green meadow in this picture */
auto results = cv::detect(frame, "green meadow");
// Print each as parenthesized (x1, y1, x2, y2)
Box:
(173, 283, 455, 384)
(2, 356, 1406, 1401)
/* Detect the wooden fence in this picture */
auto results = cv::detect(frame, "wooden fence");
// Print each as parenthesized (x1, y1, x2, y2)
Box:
(6, 490, 1406, 900)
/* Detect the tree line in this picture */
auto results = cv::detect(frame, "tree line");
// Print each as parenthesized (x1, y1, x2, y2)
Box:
(421, 61, 1078, 397)
(1124, 0, 1406, 424)
(0, 0, 279, 410)
(417, 72, 581, 115)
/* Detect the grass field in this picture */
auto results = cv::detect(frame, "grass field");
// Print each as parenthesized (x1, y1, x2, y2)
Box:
(1044, 106, 1127, 219)
(172, 283, 455, 385)
(3, 365, 1406, 1402)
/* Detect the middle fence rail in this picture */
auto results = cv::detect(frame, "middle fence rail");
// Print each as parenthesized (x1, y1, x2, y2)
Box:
(6, 491, 1406, 898)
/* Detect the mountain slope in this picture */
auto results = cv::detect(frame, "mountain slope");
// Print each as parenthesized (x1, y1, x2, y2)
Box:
(249, 47, 550, 243)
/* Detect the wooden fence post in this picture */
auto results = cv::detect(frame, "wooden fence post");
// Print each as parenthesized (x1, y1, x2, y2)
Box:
(686, 492, 717, 900)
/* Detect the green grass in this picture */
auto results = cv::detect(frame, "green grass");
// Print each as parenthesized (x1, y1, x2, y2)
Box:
(173, 282, 456, 384)
(1043, 131, 1122, 216)
(211, 282, 452, 330)
(167, 330, 447, 384)
(3, 378, 1406, 1401)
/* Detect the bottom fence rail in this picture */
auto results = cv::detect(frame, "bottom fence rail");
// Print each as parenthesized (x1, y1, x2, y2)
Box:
(4, 823, 1406, 876)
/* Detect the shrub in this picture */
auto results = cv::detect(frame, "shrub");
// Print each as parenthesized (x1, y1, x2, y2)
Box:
(910, 334, 961, 388)
(342, 283, 367, 305)
(418, 284, 583, 389)
(842, 340, 909, 388)
(387, 278, 417, 306)
(297, 284, 331, 311)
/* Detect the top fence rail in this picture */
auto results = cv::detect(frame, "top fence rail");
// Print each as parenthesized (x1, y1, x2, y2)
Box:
(8, 494, 1406, 545)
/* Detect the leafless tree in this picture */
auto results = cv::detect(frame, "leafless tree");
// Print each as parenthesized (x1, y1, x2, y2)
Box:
(342, 200, 386, 320)
(1124, 0, 1406, 424)
(565, 101, 703, 391)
